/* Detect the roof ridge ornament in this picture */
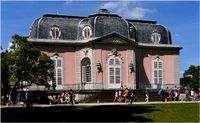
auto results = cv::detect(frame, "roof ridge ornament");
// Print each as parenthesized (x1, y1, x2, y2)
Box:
(98, 9, 110, 14)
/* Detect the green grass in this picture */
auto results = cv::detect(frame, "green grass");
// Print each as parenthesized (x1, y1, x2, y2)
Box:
(2, 103, 199, 122)
(131, 103, 199, 122)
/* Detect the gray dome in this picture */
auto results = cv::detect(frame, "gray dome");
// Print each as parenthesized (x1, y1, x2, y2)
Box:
(29, 14, 84, 40)
(29, 9, 172, 44)
(128, 20, 172, 44)
(77, 9, 129, 40)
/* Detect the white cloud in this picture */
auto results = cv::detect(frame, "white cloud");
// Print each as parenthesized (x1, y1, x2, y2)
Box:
(101, 2, 121, 10)
(64, 0, 72, 5)
(128, 7, 156, 19)
(100, 1, 156, 19)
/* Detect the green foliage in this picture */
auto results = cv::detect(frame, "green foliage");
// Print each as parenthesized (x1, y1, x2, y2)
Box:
(1, 34, 54, 95)
(1, 51, 14, 94)
(181, 65, 200, 89)
(37, 53, 54, 88)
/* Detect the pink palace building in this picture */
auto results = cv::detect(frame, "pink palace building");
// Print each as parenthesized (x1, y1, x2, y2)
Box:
(28, 9, 182, 90)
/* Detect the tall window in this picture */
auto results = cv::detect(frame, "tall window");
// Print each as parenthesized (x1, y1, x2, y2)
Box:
(152, 57, 163, 84)
(51, 55, 63, 86)
(81, 58, 91, 83)
(50, 26, 61, 40)
(108, 56, 121, 84)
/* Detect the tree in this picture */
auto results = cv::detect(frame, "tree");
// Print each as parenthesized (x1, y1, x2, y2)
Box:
(37, 53, 55, 89)
(1, 51, 13, 95)
(181, 65, 200, 89)
(1, 34, 54, 96)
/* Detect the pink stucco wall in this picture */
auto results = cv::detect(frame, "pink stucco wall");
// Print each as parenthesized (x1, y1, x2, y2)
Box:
(63, 52, 76, 84)
(141, 54, 175, 85)
(163, 55, 175, 84)
(42, 51, 76, 85)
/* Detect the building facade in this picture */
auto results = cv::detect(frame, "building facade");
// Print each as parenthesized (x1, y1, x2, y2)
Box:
(28, 9, 181, 90)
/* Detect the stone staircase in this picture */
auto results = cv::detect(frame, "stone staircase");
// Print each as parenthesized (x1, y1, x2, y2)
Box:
(82, 89, 162, 103)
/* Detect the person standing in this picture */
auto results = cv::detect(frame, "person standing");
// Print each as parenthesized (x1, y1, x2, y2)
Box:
(25, 90, 33, 108)
(69, 89, 75, 105)
(177, 87, 181, 101)
(145, 89, 150, 102)
(113, 90, 119, 102)
(185, 88, 190, 101)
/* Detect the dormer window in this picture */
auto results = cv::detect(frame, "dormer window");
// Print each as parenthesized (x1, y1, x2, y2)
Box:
(50, 26, 61, 40)
(151, 32, 161, 44)
(82, 26, 92, 39)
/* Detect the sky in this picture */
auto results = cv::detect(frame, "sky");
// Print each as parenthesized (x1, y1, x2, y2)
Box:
(1, 1, 199, 77)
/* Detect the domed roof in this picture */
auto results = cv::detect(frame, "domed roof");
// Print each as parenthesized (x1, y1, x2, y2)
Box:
(77, 9, 129, 40)
(29, 14, 84, 40)
(29, 9, 172, 44)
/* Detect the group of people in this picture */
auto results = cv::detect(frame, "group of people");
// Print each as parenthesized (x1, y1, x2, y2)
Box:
(54, 89, 76, 105)
(158, 86, 181, 102)
(185, 88, 199, 101)
(113, 87, 137, 104)
(158, 86, 200, 102)
(2, 90, 33, 108)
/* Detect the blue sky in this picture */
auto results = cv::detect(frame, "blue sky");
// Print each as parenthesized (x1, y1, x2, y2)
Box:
(1, 1, 199, 77)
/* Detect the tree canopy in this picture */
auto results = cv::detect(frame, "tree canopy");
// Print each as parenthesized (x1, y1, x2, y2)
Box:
(1, 35, 54, 95)
(180, 65, 200, 89)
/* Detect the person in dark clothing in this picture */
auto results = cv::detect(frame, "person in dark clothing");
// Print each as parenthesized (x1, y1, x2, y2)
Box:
(25, 90, 33, 108)
(160, 89, 165, 102)
(69, 89, 75, 105)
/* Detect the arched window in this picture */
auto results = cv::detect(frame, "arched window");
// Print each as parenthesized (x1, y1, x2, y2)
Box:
(82, 26, 92, 39)
(50, 26, 61, 40)
(108, 56, 121, 85)
(152, 57, 163, 84)
(151, 32, 161, 44)
(81, 58, 91, 83)
(51, 55, 63, 86)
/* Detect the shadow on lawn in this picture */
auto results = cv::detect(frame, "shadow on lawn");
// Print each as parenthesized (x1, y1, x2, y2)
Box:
(2, 105, 160, 122)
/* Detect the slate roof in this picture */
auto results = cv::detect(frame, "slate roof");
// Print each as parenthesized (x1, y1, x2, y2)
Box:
(29, 9, 172, 44)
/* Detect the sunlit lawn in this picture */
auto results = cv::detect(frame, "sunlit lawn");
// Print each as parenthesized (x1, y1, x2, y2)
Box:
(131, 103, 199, 122)
(2, 103, 199, 122)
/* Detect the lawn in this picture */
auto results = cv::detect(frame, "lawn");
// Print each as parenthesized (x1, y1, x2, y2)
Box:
(130, 103, 199, 122)
(1, 103, 199, 122)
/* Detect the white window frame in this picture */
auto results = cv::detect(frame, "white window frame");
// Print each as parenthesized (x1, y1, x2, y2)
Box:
(81, 58, 91, 83)
(151, 32, 161, 44)
(51, 55, 64, 86)
(50, 26, 61, 40)
(82, 26, 92, 39)
(107, 56, 122, 87)
(152, 57, 164, 85)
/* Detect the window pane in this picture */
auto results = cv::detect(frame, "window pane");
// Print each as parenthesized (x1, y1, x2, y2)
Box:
(86, 66, 91, 82)
(116, 68, 120, 76)
(154, 78, 158, 83)
(116, 76, 120, 84)
(57, 69, 62, 76)
(154, 62, 158, 69)
(109, 59, 114, 65)
(55, 29, 59, 39)
(109, 68, 114, 75)
(159, 78, 162, 83)
(57, 59, 62, 67)
(110, 76, 114, 84)
(115, 59, 120, 65)
(158, 62, 162, 68)
(82, 66, 86, 82)
(52, 69, 56, 84)
(154, 70, 158, 77)
(158, 70, 162, 77)
(109, 68, 114, 84)
(57, 76, 62, 85)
